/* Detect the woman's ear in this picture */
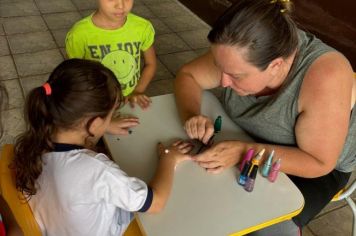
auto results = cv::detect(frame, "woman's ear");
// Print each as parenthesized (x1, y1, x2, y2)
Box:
(267, 57, 284, 76)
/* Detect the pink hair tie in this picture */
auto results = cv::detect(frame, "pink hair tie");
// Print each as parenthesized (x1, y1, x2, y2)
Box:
(42, 83, 52, 96)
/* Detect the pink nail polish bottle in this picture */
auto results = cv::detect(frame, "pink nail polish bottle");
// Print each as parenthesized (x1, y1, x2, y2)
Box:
(268, 158, 281, 183)
(239, 148, 254, 171)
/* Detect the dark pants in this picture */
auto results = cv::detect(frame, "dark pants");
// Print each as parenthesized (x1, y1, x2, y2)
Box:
(289, 169, 352, 227)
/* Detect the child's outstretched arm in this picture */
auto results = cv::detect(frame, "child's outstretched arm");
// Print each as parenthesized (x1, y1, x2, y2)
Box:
(147, 140, 193, 213)
(127, 46, 157, 109)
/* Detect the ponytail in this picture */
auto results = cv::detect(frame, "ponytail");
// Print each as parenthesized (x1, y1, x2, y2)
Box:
(13, 87, 54, 198)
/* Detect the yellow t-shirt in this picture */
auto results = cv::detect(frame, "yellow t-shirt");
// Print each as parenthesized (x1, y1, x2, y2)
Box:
(65, 13, 155, 96)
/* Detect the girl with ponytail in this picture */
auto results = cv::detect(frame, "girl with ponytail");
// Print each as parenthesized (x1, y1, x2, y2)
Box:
(12, 59, 192, 236)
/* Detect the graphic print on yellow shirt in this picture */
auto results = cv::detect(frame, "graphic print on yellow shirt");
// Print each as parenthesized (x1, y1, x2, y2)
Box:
(65, 13, 155, 96)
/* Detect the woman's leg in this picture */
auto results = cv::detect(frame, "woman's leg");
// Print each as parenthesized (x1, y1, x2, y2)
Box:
(289, 169, 351, 227)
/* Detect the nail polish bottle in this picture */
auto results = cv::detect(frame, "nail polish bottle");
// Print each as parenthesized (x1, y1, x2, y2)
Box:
(262, 150, 274, 177)
(214, 116, 222, 133)
(248, 148, 265, 176)
(244, 165, 258, 192)
(239, 148, 254, 171)
(238, 161, 251, 186)
(268, 158, 281, 183)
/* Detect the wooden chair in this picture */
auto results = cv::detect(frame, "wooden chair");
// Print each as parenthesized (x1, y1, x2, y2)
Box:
(0, 144, 41, 236)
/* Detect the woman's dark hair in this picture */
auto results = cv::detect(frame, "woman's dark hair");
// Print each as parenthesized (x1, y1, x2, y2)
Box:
(208, 0, 298, 70)
(13, 59, 122, 198)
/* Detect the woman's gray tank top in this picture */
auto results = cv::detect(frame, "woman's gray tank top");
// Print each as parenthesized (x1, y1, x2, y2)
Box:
(222, 30, 355, 172)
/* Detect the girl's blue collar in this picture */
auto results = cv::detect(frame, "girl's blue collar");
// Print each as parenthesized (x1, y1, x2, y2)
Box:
(52, 143, 84, 152)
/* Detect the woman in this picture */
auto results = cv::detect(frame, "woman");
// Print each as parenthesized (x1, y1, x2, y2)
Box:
(174, 0, 355, 234)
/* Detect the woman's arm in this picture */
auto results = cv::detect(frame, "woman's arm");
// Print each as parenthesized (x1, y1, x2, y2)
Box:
(194, 52, 355, 177)
(174, 50, 221, 123)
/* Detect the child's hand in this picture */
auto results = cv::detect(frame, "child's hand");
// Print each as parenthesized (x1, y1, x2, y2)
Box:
(157, 140, 194, 166)
(106, 116, 139, 135)
(126, 92, 152, 109)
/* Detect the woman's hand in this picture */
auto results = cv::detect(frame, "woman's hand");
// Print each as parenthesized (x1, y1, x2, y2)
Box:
(184, 115, 215, 144)
(106, 116, 139, 135)
(126, 92, 152, 109)
(157, 140, 194, 166)
(194, 140, 246, 174)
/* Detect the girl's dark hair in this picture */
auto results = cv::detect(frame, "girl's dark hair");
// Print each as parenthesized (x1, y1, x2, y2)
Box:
(13, 59, 122, 198)
(208, 0, 298, 70)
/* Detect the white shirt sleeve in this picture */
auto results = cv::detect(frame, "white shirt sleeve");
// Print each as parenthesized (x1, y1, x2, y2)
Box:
(91, 154, 152, 212)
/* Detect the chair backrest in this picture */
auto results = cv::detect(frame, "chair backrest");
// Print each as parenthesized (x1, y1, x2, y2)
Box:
(0, 144, 41, 236)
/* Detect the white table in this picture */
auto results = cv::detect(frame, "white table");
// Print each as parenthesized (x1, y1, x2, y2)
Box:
(104, 92, 304, 236)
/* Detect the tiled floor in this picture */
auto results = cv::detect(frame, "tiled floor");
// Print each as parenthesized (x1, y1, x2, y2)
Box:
(0, 0, 353, 235)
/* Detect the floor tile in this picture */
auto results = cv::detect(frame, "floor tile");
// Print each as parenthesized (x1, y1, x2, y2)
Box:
(20, 74, 49, 96)
(131, 5, 155, 19)
(146, 2, 188, 18)
(71, 0, 97, 10)
(140, 0, 171, 5)
(0, 1, 40, 17)
(146, 78, 174, 97)
(3, 16, 47, 35)
(154, 33, 190, 55)
(308, 205, 352, 236)
(52, 28, 69, 48)
(179, 29, 210, 49)
(194, 47, 210, 57)
(0, 25, 4, 35)
(3, 79, 23, 109)
(43, 11, 82, 30)
(159, 51, 197, 75)
(317, 199, 347, 218)
(59, 48, 67, 59)
(133, 0, 144, 5)
(302, 226, 316, 236)
(13, 49, 63, 77)
(0, 55, 17, 80)
(154, 59, 173, 81)
(8, 31, 56, 54)
(0, 36, 9, 56)
(160, 14, 210, 32)
(149, 18, 172, 35)
(0, 108, 26, 145)
(79, 10, 95, 17)
(35, 0, 77, 14)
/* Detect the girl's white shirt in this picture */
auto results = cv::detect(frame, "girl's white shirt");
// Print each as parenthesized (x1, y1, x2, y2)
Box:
(29, 147, 149, 236)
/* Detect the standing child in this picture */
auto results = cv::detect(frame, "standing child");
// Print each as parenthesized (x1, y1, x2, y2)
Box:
(66, 0, 156, 109)
(12, 59, 192, 236)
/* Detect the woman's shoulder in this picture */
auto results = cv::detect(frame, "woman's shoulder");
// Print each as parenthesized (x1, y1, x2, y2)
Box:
(299, 51, 354, 110)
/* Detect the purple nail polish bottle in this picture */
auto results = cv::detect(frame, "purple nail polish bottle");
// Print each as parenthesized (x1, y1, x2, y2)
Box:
(244, 165, 258, 192)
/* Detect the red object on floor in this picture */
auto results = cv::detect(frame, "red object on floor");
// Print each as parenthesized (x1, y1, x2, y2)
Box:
(0, 220, 6, 236)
